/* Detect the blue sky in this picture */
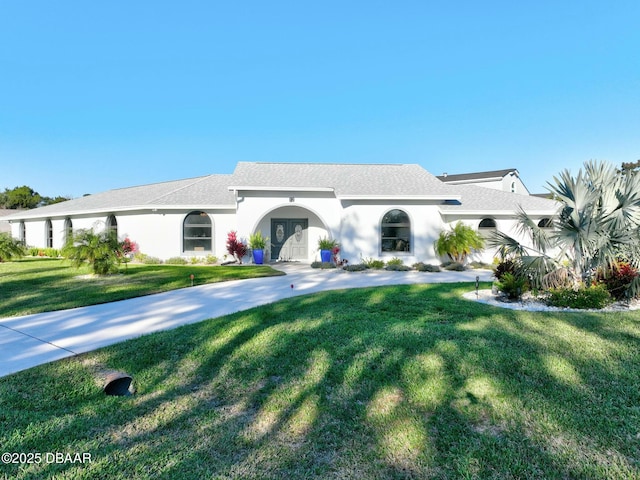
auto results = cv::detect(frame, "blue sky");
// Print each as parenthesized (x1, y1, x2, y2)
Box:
(1, 1, 638, 198)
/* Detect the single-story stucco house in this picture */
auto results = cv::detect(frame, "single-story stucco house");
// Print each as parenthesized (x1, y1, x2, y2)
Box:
(4, 162, 557, 265)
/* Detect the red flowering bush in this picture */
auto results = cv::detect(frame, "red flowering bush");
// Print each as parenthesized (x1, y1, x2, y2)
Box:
(596, 262, 639, 299)
(121, 238, 138, 256)
(226, 231, 247, 264)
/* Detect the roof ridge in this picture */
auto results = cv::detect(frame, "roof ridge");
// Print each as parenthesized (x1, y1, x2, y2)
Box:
(144, 174, 221, 204)
(237, 161, 417, 167)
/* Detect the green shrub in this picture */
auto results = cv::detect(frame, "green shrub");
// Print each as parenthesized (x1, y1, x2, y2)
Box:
(204, 255, 218, 265)
(311, 261, 337, 269)
(442, 261, 466, 271)
(385, 264, 411, 271)
(362, 257, 385, 269)
(142, 256, 163, 265)
(189, 256, 201, 265)
(43, 248, 59, 258)
(413, 262, 441, 272)
(165, 257, 188, 265)
(385, 257, 404, 267)
(343, 264, 369, 272)
(546, 283, 612, 309)
(496, 272, 529, 300)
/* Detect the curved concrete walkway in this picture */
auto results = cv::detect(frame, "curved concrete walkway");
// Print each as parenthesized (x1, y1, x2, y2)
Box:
(0, 265, 493, 378)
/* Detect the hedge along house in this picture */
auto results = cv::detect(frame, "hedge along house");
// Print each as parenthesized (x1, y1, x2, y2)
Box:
(5, 162, 557, 265)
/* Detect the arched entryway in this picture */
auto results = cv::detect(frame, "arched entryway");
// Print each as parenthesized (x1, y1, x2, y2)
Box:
(253, 205, 331, 262)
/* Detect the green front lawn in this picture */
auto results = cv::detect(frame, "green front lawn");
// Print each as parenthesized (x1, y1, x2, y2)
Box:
(1, 284, 639, 479)
(0, 258, 284, 318)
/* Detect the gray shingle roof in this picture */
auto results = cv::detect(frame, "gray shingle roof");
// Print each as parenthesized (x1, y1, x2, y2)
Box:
(440, 183, 557, 214)
(230, 162, 459, 198)
(4, 175, 236, 220)
(3, 162, 557, 221)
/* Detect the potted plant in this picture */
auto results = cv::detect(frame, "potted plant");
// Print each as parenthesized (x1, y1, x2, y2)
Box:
(249, 231, 268, 265)
(318, 237, 338, 263)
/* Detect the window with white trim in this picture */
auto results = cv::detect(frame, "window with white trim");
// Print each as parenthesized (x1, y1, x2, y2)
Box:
(381, 209, 411, 253)
(183, 211, 212, 252)
(45, 219, 53, 248)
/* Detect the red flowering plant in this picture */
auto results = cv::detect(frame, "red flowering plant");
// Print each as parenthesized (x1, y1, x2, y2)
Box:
(118, 237, 139, 270)
(226, 231, 248, 264)
(596, 261, 639, 299)
(121, 238, 138, 256)
(331, 245, 340, 264)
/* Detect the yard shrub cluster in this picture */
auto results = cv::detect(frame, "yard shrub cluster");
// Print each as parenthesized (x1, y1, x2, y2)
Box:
(311, 261, 337, 269)
(496, 272, 529, 300)
(413, 262, 441, 272)
(362, 257, 385, 269)
(165, 257, 188, 265)
(546, 283, 613, 309)
(488, 160, 640, 305)
(596, 262, 639, 300)
(28, 247, 60, 258)
(442, 261, 465, 271)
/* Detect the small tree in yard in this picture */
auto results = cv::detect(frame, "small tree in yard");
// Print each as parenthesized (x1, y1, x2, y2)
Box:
(226, 231, 247, 264)
(0, 233, 25, 262)
(63, 229, 124, 275)
(434, 222, 485, 263)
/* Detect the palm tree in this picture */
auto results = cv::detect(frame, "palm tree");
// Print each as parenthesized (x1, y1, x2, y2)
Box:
(488, 160, 640, 296)
(0, 233, 25, 262)
(63, 229, 124, 275)
(434, 221, 485, 264)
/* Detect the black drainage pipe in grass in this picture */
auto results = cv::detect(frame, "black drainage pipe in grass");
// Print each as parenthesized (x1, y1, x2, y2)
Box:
(102, 371, 134, 396)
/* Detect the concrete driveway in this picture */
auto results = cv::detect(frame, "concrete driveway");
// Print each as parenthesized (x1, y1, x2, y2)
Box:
(0, 265, 493, 378)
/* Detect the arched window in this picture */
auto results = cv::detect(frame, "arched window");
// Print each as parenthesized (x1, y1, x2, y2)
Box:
(64, 218, 73, 245)
(19, 221, 26, 245)
(183, 211, 212, 252)
(45, 219, 53, 248)
(106, 215, 118, 237)
(478, 218, 497, 238)
(479, 218, 497, 229)
(381, 209, 411, 252)
(538, 218, 553, 228)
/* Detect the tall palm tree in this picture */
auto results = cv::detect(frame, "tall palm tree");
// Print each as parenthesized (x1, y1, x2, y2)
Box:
(488, 160, 640, 296)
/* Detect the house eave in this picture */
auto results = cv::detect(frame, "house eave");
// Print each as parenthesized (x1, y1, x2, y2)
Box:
(4, 204, 237, 221)
(440, 209, 556, 217)
(228, 186, 335, 193)
(339, 194, 462, 201)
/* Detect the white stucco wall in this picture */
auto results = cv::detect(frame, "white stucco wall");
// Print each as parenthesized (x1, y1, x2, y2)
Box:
(10, 209, 238, 261)
(340, 201, 444, 265)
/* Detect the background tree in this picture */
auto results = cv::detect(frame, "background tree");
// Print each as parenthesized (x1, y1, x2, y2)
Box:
(434, 221, 485, 264)
(1, 186, 42, 209)
(618, 159, 640, 175)
(40, 195, 71, 206)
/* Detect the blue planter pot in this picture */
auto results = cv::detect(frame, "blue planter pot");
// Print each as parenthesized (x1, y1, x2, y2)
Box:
(252, 249, 264, 265)
(320, 249, 332, 263)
